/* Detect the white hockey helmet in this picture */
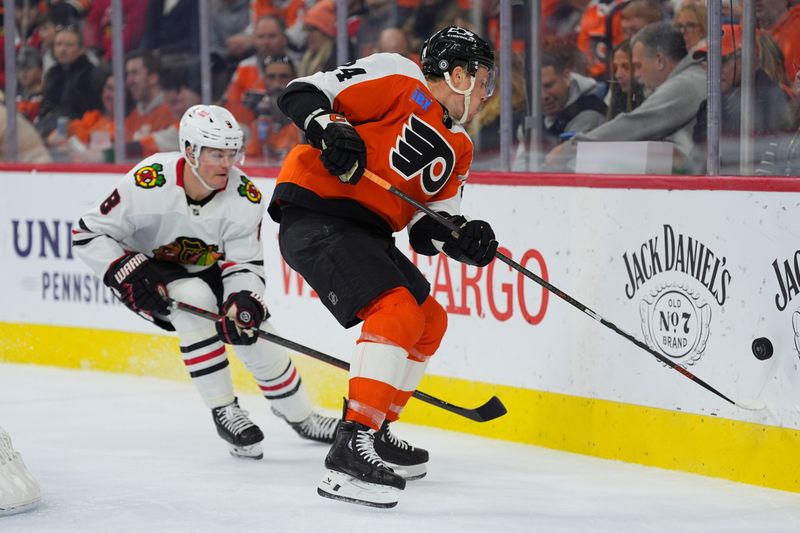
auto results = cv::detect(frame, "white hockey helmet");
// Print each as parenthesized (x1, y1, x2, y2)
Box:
(179, 104, 244, 162)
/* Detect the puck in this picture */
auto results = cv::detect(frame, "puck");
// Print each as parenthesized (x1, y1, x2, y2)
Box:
(752, 337, 773, 360)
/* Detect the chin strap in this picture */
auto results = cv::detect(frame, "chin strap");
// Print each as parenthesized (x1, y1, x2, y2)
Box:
(443, 72, 477, 125)
(187, 147, 220, 192)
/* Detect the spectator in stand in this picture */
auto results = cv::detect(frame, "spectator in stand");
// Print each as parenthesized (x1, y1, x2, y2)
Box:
(472, 50, 527, 169)
(673, 2, 706, 56)
(576, 0, 625, 79)
(209, 0, 253, 99)
(47, 0, 89, 21)
(0, 90, 52, 163)
(376, 27, 413, 57)
(124, 50, 178, 159)
(37, 24, 100, 140)
(16, 47, 44, 123)
(692, 25, 792, 173)
(540, 50, 607, 153)
(606, 40, 645, 119)
(13, 0, 45, 44)
(756, 32, 791, 90)
(620, 0, 664, 41)
(251, 0, 308, 32)
(356, 0, 399, 57)
(755, 0, 800, 81)
(247, 0, 309, 64)
(27, 11, 59, 74)
(52, 68, 115, 162)
(140, 0, 199, 71)
(547, 22, 706, 171)
(402, 0, 470, 50)
(83, 0, 148, 65)
(141, 65, 204, 158)
(245, 55, 301, 164)
(162, 68, 202, 122)
(223, 14, 289, 125)
(298, 0, 340, 77)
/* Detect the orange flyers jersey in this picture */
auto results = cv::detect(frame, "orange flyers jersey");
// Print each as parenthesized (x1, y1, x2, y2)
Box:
(272, 53, 474, 234)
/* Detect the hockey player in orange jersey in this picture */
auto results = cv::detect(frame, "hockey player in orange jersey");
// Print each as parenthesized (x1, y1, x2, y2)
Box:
(268, 26, 498, 508)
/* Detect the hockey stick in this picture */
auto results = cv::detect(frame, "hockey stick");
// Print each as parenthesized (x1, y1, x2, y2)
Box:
(361, 169, 765, 412)
(166, 298, 508, 422)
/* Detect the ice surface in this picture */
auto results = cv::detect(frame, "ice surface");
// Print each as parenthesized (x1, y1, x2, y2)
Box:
(1, 363, 798, 533)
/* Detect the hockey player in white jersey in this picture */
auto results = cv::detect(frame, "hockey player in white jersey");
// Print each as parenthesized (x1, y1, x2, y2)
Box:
(73, 104, 338, 460)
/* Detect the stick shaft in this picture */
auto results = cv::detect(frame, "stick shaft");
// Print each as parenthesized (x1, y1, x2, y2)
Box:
(168, 298, 507, 422)
(361, 169, 739, 408)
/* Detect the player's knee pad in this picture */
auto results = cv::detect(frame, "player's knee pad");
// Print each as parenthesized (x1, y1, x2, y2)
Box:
(167, 278, 219, 337)
(233, 321, 292, 378)
(167, 277, 217, 312)
(414, 295, 448, 357)
(359, 287, 426, 353)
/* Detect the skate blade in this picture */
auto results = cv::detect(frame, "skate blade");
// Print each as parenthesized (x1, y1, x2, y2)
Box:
(0, 497, 41, 516)
(385, 461, 427, 481)
(228, 442, 263, 460)
(317, 469, 401, 508)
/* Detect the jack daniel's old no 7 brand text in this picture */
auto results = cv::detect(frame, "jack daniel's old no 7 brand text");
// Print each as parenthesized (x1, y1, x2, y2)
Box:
(621, 225, 731, 364)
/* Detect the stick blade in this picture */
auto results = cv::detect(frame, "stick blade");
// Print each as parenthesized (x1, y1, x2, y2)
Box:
(470, 396, 508, 422)
(735, 400, 767, 411)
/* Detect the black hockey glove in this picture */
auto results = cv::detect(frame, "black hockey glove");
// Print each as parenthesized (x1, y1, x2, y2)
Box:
(436, 216, 498, 268)
(104, 252, 170, 315)
(306, 110, 366, 185)
(216, 291, 268, 345)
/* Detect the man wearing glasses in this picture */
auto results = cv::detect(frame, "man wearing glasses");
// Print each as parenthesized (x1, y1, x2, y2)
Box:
(245, 55, 301, 163)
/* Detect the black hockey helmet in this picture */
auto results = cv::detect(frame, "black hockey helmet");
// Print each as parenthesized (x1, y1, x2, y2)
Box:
(420, 26, 495, 79)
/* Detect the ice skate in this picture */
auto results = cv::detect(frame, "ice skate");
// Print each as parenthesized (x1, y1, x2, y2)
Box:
(271, 406, 338, 444)
(317, 420, 406, 508)
(0, 428, 40, 516)
(211, 398, 264, 460)
(374, 420, 429, 480)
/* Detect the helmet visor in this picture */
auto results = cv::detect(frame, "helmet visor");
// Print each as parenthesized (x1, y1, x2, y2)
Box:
(485, 64, 497, 98)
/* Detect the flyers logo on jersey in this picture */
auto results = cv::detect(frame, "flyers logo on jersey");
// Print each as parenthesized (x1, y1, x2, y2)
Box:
(390, 115, 455, 196)
(134, 163, 166, 189)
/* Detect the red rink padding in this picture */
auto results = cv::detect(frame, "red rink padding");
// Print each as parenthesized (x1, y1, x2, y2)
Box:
(0, 162, 798, 192)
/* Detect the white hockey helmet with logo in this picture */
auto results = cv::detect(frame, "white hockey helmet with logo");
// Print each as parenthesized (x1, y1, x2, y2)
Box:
(179, 104, 244, 162)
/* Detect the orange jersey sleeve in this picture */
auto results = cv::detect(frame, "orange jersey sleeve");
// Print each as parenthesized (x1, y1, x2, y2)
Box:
(273, 53, 474, 232)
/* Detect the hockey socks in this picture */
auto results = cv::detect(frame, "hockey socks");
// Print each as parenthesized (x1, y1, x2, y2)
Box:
(347, 342, 408, 429)
(180, 333, 236, 408)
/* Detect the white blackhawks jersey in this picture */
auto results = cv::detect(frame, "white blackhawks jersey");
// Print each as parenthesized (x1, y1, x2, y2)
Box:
(73, 152, 267, 297)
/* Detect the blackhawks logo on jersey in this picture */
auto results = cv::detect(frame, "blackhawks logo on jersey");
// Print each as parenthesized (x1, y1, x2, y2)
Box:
(152, 237, 223, 266)
(134, 163, 166, 189)
(237, 175, 262, 204)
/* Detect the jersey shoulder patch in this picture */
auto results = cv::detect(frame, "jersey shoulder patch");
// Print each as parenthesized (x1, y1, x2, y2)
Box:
(236, 174, 262, 204)
(133, 161, 167, 189)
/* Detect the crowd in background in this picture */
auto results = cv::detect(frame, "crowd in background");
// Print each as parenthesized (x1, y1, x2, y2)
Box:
(1, 0, 800, 175)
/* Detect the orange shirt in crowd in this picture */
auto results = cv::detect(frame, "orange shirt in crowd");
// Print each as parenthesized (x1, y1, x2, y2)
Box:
(246, 120, 301, 164)
(251, 0, 307, 28)
(770, 5, 800, 82)
(16, 97, 41, 123)
(224, 56, 265, 126)
(577, 0, 625, 78)
(68, 109, 114, 144)
(125, 101, 177, 157)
